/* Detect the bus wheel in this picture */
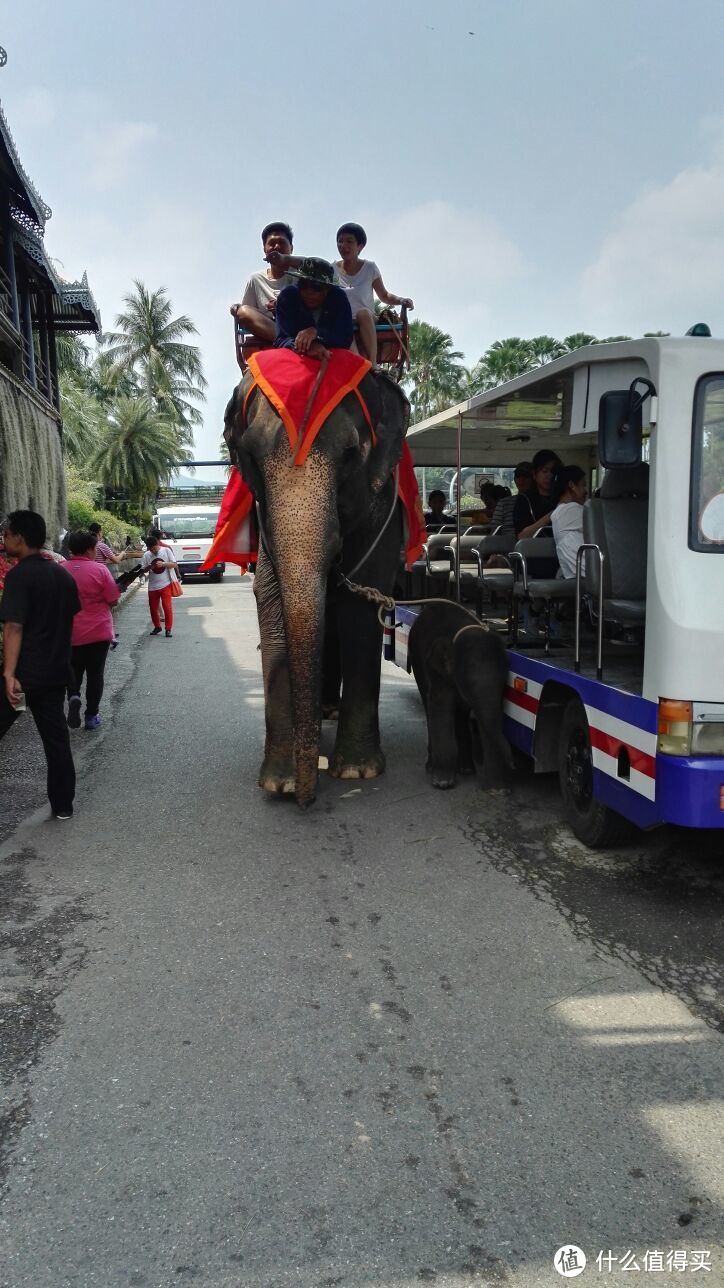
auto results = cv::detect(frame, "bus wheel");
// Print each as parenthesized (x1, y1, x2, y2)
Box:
(558, 699, 633, 849)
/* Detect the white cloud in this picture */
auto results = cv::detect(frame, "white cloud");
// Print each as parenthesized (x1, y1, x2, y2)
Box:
(11, 86, 57, 131)
(86, 120, 159, 191)
(579, 129, 724, 336)
(359, 199, 526, 363)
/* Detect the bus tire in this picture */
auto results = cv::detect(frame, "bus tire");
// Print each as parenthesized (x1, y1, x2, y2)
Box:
(558, 698, 633, 849)
(209, 568, 224, 583)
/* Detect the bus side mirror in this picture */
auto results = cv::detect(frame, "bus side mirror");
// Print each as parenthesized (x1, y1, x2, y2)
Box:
(598, 378, 654, 468)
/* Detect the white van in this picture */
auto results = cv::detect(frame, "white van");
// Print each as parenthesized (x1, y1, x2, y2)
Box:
(152, 505, 224, 582)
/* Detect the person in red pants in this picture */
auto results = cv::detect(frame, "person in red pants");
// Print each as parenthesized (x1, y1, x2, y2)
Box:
(140, 536, 179, 638)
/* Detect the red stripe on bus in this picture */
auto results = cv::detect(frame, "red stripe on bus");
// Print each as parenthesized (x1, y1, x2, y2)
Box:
(589, 726, 656, 779)
(504, 685, 539, 715)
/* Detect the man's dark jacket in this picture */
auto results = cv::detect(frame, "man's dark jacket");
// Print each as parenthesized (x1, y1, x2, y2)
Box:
(274, 284, 353, 351)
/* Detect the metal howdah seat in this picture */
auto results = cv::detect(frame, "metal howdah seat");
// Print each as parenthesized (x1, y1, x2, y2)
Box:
(582, 465, 649, 626)
(235, 305, 410, 381)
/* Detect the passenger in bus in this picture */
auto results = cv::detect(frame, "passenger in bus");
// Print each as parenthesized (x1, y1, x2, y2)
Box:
(274, 258, 353, 356)
(424, 490, 453, 532)
(231, 222, 295, 344)
(550, 465, 588, 578)
(491, 462, 533, 535)
(334, 223, 413, 366)
(512, 450, 561, 538)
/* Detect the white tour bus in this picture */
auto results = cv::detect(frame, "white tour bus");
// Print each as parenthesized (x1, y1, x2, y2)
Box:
(388, 332, 724, 846)
(152, 504, 224, 582)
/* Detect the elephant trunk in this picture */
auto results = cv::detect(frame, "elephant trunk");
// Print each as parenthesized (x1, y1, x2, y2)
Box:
(268, 455, 338, 807)
(279, 568, 326, 807)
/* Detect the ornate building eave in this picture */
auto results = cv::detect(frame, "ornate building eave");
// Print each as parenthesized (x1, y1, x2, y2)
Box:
(12, 225, 101, 332)
(0, 98, 52, 237)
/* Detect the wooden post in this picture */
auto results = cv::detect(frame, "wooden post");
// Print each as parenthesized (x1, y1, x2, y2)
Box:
(2, 202, 20, 332)
(48, 318, 59, 408)
(39, 294, 53, 402)
(21, 284, 36, 387)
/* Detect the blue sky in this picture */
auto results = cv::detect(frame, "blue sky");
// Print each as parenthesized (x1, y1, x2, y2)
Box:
(4, 0, 724, 460)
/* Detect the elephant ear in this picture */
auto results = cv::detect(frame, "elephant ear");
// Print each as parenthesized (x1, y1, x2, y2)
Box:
(366, 372, 411, 494)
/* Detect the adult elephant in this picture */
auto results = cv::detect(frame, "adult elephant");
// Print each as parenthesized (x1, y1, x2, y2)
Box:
(224, 362, 410, 807)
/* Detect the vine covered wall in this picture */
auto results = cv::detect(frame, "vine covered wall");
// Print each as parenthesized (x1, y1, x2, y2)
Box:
(0, 367, 66, 544)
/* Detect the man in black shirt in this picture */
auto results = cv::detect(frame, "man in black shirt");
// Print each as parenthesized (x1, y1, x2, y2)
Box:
(0, 510, 81, 819)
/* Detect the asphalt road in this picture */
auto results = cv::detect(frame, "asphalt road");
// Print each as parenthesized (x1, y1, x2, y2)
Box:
(0, 576, 722, 1288)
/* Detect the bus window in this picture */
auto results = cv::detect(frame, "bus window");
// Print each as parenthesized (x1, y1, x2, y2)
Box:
(690, 374, 724, 549)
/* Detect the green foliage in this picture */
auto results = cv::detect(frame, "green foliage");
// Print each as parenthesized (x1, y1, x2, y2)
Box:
(404, 320, 465, 421)
(89, 395, 181, 505)
(66, 497, 98, 530)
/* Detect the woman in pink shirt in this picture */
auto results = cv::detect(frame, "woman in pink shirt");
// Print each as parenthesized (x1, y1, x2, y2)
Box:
(64, 529, 120, 730)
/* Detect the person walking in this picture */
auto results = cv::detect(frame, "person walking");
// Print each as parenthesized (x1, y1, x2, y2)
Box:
(0, 510, 80, 819)
(64, 529, 121, 731)
(141, 536, 179, 638)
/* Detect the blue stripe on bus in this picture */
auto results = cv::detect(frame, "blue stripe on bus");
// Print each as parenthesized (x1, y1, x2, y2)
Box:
(503, 713, 534, 758)
(508, 649, 658, 734)
(593, 769, 661, 829)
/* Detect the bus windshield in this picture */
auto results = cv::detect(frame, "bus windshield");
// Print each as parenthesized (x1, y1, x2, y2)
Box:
(691, 374, 724, 551)
(158, 511, 218, 538)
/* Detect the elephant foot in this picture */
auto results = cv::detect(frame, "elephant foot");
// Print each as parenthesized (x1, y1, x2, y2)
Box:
(432, 770, 457, 790)
(258, 754, 296, 797)
(329, 747, 386, 781)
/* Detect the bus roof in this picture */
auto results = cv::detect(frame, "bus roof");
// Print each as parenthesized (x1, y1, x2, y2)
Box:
(406, 335, 724, 466)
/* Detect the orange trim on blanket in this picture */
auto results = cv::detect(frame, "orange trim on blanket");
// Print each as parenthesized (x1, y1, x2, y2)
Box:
(247, 354, 299, 448)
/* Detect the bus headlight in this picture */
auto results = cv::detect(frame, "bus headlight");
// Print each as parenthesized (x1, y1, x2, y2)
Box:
(658, 699, 724, 756)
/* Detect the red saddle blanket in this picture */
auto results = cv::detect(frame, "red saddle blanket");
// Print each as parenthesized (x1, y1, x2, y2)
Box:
(247, 348, 372, 466)
(201, 350, 425, 573)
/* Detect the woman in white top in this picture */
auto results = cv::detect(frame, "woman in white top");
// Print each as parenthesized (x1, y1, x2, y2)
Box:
(551, 465, 588, 579)
(335, 223, 413, 366)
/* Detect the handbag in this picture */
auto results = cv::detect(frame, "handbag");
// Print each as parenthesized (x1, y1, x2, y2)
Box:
(169, 569, 183, 598)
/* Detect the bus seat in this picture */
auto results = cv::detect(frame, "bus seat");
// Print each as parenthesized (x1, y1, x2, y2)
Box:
(424, 532, 456, 597)
(583, 466, 649, 625)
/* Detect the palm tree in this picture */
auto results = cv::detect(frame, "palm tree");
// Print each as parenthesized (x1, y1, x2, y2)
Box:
(59, 373, 101, 466)
(529, 335, 566, 366)
(104, 281, 207, 425)
(474, 338, 535, 391)
(55, 333, 90, 382)
(90, 396, 182, 507)
(405, 321, 465, 421)
(89, 342, 140, 406)
(563, 333, 598, 352)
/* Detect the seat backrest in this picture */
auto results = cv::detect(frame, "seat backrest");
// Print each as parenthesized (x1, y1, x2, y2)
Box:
(455, 535, 490, 567)
(511, 537, 558, 582)
(478, 532, 517, 557)
(513, 537, 557, 562)
(583, 493, 648, 601)
(425, 532, 455, 561)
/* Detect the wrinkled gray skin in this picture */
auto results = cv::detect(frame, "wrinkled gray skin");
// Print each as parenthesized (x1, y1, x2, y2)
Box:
(408, 601, 514, 790)
(225, 368, 410, 807)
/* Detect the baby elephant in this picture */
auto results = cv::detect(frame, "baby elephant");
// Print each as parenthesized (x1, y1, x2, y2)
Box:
(409, 602, 513, 790)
